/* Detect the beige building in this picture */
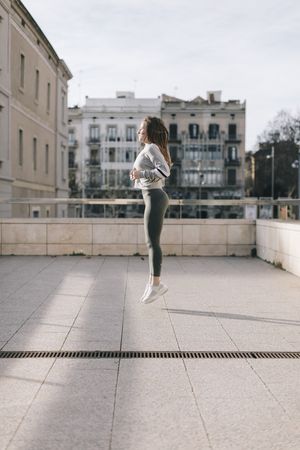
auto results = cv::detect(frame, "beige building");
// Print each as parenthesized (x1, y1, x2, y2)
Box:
(0, 0, 72, 218)
(0, 0, 12, 217)
(68, 92, 161, 216)
(161, 91, 246, 218)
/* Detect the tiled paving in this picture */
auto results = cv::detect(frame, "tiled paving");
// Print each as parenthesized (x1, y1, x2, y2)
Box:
(0, 255, 300, 449)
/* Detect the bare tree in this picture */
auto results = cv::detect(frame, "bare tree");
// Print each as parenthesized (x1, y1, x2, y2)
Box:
(257, 110, 300, 144)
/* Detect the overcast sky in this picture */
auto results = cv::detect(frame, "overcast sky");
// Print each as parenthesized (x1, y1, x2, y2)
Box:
(22, 0, 300, 150)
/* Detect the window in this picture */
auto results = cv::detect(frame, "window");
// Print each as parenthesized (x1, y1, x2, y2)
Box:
(109, 169, 115, 186)
(208, 124, 219, 139)
(186, 145, 200, 160)
(228, 146, 237, 161)
(47, 83, 51, 111)
(20, 54, 25, 88)
(182, 170, 199, 186)
(208, 145, 221, 160)
(107, 126, 117, 141)
(228, 168, 236, 185)
(45, 144, 49, 174)
(61, 150, 65, 181)
(228, 124, 237, 139)
(35, 69, 39, 100)
(169, 124, 178, 140)
(125, 150, 132, 162)
(61, 94, 65, 124)
(69, 151, 75, 168)
(32, 209, 40, 218)
(89, 125, 100, 142)
(18, 129, 23, 166)
(189, 124, 199, 139)
(126, 126, 136, 141)
(109, 147, 115, 162)
(169, 145, 177, 161)
(68, 129, 75, 145)
(33, 138, 37, 170)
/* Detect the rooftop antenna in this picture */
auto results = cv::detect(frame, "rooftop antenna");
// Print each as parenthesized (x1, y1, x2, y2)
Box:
(78, 70, 83, 106)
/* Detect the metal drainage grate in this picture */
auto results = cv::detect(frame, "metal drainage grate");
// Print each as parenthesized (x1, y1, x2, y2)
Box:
(0, 350, 300, 359)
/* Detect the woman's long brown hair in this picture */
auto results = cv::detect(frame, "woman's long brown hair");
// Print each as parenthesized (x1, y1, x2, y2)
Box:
(143, 116, 172, 167)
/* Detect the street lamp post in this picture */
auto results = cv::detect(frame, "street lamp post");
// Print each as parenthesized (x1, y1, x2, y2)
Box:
(271, 145, 275, 201)
(197, 162, 205, 218)
(266, 145, 275, 218)
(298, 149, 300, 220)
(199, 173, 205, 218)
(292, 147, 300, 220)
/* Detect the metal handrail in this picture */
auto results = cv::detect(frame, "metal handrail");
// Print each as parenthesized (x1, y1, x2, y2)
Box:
(0, 198, 299, 206)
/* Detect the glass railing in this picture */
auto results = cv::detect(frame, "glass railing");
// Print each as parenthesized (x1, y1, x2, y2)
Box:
(0, 198, 299, 220)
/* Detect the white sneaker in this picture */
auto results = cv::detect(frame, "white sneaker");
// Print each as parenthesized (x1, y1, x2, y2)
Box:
(141, 283, 168, 304)
(140, 283, 150, 302)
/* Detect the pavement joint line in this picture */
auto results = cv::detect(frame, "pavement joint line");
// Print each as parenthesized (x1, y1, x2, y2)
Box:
(109, 256, 130, 450)
(163, 294, 213, 450)
(244, 357, 292, 419)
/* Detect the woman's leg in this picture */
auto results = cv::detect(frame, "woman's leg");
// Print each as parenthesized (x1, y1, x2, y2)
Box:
(143, 189, 169, 284)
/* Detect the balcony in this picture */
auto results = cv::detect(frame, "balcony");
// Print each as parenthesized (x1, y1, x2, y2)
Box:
(225, 133, 242, 143)
(68, 139, 78, 148)
(87, 138, 101, 149)
(85, 182, 100, 190)
(169, 135, 181, 143)
(85, 158, 100, 167)
(224, 158, 241, 166)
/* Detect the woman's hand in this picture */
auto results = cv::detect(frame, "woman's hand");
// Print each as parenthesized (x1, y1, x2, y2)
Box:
(130, 168, 141, 180)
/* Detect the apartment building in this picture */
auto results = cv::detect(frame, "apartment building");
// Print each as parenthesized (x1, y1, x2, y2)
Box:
(68, 91, 246, 218)
(68, 92, 161, 215)
(0, 0, 72, 218)
(161, 91, 246, 217)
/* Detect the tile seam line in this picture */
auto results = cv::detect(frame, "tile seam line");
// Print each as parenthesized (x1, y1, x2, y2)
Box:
(108, 256, 130, 450)
(5, 357, 58, 449)
(244, 358, 292, 419)
(163, 295, 213, 450)
(209, 305, 291, 417)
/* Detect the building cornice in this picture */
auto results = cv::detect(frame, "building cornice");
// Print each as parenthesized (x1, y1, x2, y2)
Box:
(11, 0, 72, 79)
(0, 0, 10, 12)
(13, 179, 55, 192)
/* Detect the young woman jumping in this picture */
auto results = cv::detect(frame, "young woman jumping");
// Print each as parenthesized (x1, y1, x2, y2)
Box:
(130, 116, 171, 304)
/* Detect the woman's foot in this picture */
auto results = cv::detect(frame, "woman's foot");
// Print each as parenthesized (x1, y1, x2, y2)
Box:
(141, 283, 168, 304)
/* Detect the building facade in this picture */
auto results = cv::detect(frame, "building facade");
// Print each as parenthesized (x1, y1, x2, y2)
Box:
(68, 91, 246, 218)
(68, 92, 161, 216)
(161, 91, 246, 217)
(0, 0, 12, 217)
(0, 0, 72, 218)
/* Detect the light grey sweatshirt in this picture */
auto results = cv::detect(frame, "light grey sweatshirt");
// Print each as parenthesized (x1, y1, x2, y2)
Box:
(133, 143, 170, 190)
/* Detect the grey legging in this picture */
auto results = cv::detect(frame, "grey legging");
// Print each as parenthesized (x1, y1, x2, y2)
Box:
(142, 189, 169, 277)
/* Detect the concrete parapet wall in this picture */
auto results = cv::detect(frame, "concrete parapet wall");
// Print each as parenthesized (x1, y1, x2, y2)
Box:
(256, 219, 300, 277)
(0, 218, 256, 256)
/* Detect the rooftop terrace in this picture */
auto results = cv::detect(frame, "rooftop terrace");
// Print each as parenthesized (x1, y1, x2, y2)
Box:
(0, 255, 300, 449)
